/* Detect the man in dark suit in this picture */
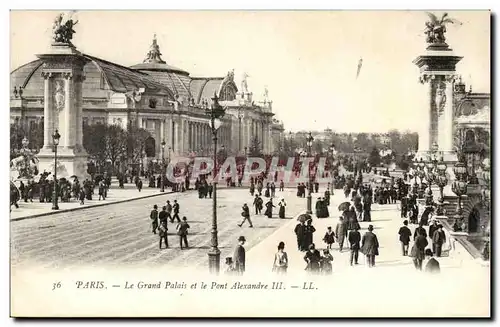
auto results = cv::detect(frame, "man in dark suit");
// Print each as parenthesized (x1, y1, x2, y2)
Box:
(348, 226, 361, 265)
(412, 229, 428, 270)
(428, 219, 439, 250)
(159, 206, 168, 224)
(424, 249, 440, 274)
(432, 224, 446, 257)
(150, 205, 159, 234)
(361, 225, 379, 268)
(294, 221, 306, 251)
(398, 220, 412, 256)
(172, 200, 181, 223)
(233, 236, 246, 275)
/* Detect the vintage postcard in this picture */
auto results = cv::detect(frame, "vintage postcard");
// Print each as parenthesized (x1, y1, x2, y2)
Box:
(9, 10, 491, 318)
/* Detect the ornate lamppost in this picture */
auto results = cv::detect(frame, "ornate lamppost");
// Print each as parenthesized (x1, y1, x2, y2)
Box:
(417, 158, 426, 198)
(160, 140, 166, 192)
(477, 158, 490, 260)
(51, 130, 61, 210)
(435, 158, 448, 215)
(425, 154, 437, 205)
(451, 156, 468, 232)
(329, 143, 336, 193)
(205, 92, 225, 274)
(306, 132, 314, 215)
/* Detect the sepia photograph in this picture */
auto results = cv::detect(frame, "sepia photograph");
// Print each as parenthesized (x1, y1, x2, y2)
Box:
(8, 8, 491, 318)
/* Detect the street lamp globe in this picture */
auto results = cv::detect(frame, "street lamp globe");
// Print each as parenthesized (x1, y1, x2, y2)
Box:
(52, 130, 61, 145)
(161, 140, 166, 149)
(453, 161, 467, 181)
(437, 158, 448, 175)
(212, 118, 223, 131)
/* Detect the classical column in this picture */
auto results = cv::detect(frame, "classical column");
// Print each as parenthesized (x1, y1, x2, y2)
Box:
(418, 74, 432, 154)
(161, 119, 165, 144)
(42, 72, 52, 149)
(173, 120, 179, 153)
(443, 75, 456, 152)
(75, 75, 85, 149)
(62, 73, 73, 148)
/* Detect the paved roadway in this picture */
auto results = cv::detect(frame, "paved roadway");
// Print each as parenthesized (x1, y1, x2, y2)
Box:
(11, 187, 313, 270)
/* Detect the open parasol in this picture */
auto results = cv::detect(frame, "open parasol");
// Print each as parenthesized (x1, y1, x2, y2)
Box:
(297, 213, 312, 223)
(338, 202, 351, 212)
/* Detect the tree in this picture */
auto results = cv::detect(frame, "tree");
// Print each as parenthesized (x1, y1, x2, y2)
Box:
(105, 125, 127, 169)
(368, 146, 381, 167)
(83, 123, 107, 165)
(356, 133, 371, 153)
(249, 136, 262, 157)
(10, 123, 24, 158)
(126, 123, 151, 164)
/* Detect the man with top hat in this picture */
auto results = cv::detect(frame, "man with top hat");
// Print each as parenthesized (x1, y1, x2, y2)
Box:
(233, 236, 247, 275)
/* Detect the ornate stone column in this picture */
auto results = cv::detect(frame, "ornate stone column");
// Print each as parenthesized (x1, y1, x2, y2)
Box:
(443, 74, 456, 152)
(41, 72, 53, 149)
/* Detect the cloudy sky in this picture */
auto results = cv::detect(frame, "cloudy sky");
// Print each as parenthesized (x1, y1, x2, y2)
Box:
(10, 10, 490, 133)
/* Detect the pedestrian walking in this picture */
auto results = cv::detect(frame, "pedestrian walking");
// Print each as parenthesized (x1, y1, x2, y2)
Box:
(432, 224, 446, 257)
(137, 178, 143, 192)
(253, 194, 262, 215)
(272, 241, 288, 274)
(208, 183, 213, 198)
(335, 216, 348, 252)
(410, 229, 428, 271)
(278, 198, 286, 218)
(361, 225, 379, 268)
(428, 219, 439, 244)
(264, 198, 275, 218)
(424, 249, 441, 274)
(348, 226, 361, 266)
(303, 219, 316, 250)
(172, 200, 181, 223)
(79, 188, 85, 205)
(233, 236, 246, 275)
(165, 200, 172, 221)
(150, 205, 159, 234)
(238, 203, 253, 228)
(304, 243, 321, 274)
(322, 226, 335, 250)
(414, 223, 427, 241)
(398, 220, 412, 256)
(294, 220, 306, 251)
(320, 249, 333, 275)
(159, 220, 169, 249)
(279, 180, 284, 192)
(159, 206, 169, 224)
(176, 217, 190, 249)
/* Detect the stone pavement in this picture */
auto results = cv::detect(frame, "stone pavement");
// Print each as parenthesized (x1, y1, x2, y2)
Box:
(10, 187, 312, 270)
(9, 183, 172, 221)
(246, 189, 486, 275)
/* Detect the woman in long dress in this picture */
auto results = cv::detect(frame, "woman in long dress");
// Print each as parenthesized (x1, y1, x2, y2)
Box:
(273, 242, 288, 274)
(265, 199, 275, 218)
(278, 199, 286, 219)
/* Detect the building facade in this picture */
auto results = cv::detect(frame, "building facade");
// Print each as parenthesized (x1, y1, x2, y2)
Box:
(10, 35, 284, 161)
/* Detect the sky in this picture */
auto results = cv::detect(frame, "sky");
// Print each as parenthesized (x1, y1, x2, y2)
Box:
(10, 10, 490, 133)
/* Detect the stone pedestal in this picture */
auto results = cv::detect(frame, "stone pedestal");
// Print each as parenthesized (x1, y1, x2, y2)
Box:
(36, 43, 89, 179)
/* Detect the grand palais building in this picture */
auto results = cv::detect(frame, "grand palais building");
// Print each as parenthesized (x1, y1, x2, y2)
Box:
(10, 35, 285, 160)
